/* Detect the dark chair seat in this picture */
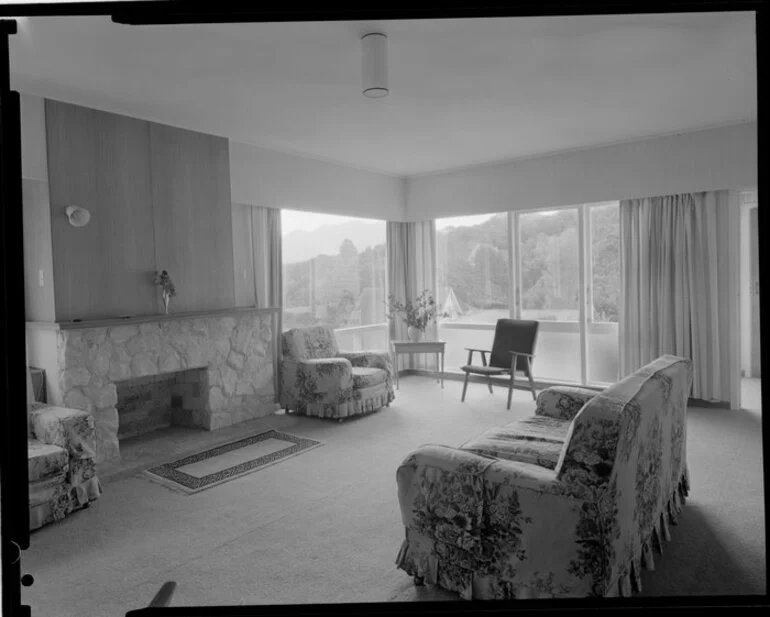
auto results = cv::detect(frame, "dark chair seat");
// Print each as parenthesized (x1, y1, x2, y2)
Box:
(460, 365, 509, 375)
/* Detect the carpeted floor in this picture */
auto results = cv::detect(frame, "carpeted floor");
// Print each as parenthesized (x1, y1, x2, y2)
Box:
(20, 376, 765, 615)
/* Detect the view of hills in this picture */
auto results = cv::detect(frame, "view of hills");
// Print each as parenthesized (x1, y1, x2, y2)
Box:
(282, 220, 386, 264)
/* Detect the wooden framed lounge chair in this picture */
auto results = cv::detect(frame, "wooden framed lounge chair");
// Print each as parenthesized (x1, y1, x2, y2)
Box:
(460, 319, 539, 408)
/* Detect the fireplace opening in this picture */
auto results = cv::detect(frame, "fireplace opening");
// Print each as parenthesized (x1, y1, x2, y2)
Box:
(115, 368, 207, 441)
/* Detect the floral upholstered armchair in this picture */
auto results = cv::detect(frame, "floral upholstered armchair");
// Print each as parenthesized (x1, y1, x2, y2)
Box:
(395, 355, 692, 599)
(26, 365, 102, 531)
(280, 326, 395, 421)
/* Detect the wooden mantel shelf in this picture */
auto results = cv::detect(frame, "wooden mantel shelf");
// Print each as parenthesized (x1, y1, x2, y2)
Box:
(27, 306, 279, 331)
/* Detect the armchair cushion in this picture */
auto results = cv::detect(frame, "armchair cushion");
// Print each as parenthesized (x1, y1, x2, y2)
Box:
(460, 415, 571, 471)
(351, 367, 387, 389)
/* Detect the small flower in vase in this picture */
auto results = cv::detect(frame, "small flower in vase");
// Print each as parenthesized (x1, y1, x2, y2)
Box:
(153, 270, 177, 314)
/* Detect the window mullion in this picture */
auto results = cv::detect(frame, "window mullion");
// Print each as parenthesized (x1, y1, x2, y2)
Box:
(579, 205, 589, 386)
(512, 211, 521, 319)
(507, 212, 515, 319)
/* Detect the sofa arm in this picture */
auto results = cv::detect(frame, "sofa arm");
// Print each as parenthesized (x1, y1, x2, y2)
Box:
(535, 386, 600, 421)
(396, 444, 604, 597)
(338, 350, 393, 379)
(29, 404, 97, 462)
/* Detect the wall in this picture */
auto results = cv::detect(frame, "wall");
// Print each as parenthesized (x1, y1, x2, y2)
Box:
(406, 122, 758, 220)
(21, 94, 55, 322)
(229, 141, 406, 221)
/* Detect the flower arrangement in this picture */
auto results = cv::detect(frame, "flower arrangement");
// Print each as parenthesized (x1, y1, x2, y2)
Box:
(153, 269, 176, 314)
(386, 290, 446, 341)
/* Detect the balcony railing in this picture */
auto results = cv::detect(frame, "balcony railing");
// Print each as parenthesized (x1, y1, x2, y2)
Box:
(334, 323, 390, 352)
(330, 320, 619, 387)
(438, 320, 619, 386)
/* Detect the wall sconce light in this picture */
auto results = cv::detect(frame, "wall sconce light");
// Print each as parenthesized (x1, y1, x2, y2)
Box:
(65, 205, 91, 227)
(362, 32, 389, 98)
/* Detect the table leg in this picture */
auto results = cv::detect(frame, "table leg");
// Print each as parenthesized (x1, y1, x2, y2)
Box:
(436, 352, 440, 384)
(395, 351, 400, 390)
(441, 350, 444, 388)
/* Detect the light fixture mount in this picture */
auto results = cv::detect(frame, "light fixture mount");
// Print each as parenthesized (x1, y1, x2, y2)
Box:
(362, 32, 388, 98)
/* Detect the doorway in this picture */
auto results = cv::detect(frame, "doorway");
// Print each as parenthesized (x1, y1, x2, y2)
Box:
(740, 190, 760, 411)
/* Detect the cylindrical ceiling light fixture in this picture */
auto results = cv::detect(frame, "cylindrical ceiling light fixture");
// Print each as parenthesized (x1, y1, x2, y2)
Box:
(362, 32, 388, 98)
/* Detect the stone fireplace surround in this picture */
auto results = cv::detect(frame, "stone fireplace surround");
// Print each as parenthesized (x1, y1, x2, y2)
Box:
(26, 308, 279, 463)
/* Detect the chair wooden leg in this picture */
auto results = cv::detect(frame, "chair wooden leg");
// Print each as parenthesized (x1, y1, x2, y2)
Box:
(487, 377, 494, 394)
(526, 358, 537, 401)
(507, 373, 514, 410)
(461, 372, 470, 402)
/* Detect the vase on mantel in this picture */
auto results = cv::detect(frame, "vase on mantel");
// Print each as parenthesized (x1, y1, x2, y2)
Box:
(407, 326, 423, 342)
(162, 291, 171, 315)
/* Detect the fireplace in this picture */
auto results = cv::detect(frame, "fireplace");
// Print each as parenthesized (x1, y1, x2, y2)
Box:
(116, 368, 207, 441)
(26, 308, 280, 464)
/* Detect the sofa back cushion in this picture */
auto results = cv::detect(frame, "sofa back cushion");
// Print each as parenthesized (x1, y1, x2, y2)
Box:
(282, 326, 340, 361)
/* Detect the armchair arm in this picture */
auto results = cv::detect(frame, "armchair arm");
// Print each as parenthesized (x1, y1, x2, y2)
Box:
(29, 404, 97, 461)
(535, 386, 600, 421)
(281, 357, 354, 406)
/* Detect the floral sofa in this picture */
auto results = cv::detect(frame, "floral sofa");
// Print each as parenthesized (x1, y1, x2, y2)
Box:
(28, 402, 102, 531)
(280, 326, 395, 421)
(395, 354, 692, 599)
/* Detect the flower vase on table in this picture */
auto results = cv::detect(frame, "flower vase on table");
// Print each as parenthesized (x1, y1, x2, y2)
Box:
(162, 291, 171, 315)
(407, 327, 423, 342)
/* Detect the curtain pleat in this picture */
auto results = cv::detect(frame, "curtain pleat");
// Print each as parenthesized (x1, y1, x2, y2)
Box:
(619, 191, 730, 402)
(387, 220, 438, 371)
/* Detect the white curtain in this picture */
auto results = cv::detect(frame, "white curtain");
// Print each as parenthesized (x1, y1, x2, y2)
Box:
(387, 220, 437, 370)
(620, 191, 730, 402)
(250, 206, 283, 401)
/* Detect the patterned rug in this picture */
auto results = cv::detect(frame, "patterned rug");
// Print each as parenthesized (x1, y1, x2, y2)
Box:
(144, 429, 323, 494)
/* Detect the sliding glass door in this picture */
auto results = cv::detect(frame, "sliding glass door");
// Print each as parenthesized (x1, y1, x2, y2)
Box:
(436, 214, 509, 370)
(518, 207, 582, 383)
(586, 203, 621, 384)
(436, 202, 620, 387)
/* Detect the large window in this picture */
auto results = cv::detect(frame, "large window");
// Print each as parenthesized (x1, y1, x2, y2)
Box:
(281, 210, 388, 350)
(436, 214, 510, 370)
(518, 208, 581, 382)
(436, 202, 620, 387)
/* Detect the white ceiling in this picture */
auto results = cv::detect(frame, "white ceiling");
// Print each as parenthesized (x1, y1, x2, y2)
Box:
(9, 12, 757, 176)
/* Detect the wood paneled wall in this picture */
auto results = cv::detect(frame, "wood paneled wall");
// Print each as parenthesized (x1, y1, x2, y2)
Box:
(46, 100, 156, 320)
(45, 100, 235, 320)
(22, 179, 56, 322)
(149, 122, 234, 313)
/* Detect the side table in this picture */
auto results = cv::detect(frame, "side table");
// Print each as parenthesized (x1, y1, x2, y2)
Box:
(391, 340, 446, 389)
